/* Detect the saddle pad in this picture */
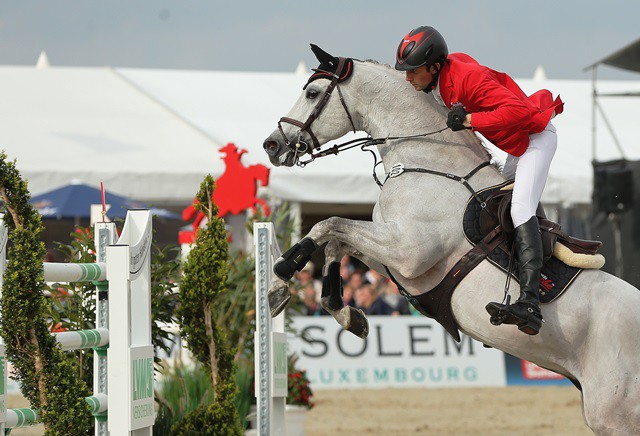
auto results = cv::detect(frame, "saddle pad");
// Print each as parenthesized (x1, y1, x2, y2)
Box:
(462, 182, 582, 304)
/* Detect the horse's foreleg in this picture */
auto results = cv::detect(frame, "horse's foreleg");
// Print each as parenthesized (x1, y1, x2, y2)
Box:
(268, 236, 320, 317)
(273, 237, 319, 281)
(280, 216, 446, 280)
(270, 216, 446, 321)
(319, 240, 369, 338)
(267, 275, 291, 317)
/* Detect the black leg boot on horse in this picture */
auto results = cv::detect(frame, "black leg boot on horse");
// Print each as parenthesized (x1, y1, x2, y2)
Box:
(269, 238, 319, 317)
(486, 216, 544, 335)
(320, 261, 369, 339)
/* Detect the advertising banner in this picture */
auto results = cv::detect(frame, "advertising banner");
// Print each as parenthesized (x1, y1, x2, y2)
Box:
(289, 316, 506, 390)
(504, 354, 572, 386)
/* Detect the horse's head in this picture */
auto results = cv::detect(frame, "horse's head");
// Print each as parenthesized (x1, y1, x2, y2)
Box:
(263, 44, 358, 167)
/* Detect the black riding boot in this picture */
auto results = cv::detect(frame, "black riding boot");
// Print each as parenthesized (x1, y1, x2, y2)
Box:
(486, 216, 544, 335)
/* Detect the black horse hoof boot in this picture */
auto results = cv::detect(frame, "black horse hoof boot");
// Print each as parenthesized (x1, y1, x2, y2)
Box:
(273, 237, 318, 281)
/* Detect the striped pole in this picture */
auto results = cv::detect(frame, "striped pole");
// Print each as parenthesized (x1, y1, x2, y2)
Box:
(6, 408, 38, 428)
(43, 262, 106, 283)
(85, 393, 108, 415)
(5, 394, 108, 429)
(53, 328, 109, 351)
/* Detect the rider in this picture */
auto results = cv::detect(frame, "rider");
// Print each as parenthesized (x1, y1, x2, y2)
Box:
(394, 26, 563, 335)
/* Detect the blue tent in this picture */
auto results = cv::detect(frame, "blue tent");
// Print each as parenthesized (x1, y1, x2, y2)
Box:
(30, 183, 180, 220)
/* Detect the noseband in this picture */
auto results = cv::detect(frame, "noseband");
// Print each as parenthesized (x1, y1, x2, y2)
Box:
(278, 56, 356, 155)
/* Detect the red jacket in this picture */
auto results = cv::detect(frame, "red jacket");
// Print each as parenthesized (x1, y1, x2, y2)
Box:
(437, 53, 564, 156)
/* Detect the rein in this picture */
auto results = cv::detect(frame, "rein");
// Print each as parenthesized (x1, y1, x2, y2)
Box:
(277, 57, 490, 196)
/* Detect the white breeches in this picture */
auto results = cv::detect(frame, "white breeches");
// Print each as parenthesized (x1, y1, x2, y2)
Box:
(502, 122, 557, 228)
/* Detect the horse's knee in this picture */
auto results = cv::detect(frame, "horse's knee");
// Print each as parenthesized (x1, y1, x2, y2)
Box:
(309, 216, 344, 241)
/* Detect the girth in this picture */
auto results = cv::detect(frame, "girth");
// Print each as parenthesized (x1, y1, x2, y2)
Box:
(386, 226, 505, 343)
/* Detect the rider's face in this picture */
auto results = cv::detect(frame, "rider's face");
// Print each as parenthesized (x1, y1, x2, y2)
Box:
(405, 65, 438, 91)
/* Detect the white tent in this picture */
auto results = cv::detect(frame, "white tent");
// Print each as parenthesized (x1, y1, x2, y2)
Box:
(0, 64, 638, 207)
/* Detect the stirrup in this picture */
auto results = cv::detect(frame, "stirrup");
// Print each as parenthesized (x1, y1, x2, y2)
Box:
(485, 301, 543, 336)
(485, 301, 518, 326)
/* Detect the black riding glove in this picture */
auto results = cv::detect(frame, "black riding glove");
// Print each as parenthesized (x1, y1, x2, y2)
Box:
(447, 103, 469, 131)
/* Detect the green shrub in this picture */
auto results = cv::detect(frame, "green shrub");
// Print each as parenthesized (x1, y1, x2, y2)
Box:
(174, 175, 242, 435)
(0, 152, 92, 435)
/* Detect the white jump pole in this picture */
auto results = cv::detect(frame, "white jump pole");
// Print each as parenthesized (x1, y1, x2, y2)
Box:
(254, 222, 287, 436)
(54, 328, 110, 351)
(107, 210, 154, 436)
(43, 262, 107, 282)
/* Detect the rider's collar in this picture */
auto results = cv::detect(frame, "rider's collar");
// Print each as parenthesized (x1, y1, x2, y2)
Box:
(431, 79, 446, 107)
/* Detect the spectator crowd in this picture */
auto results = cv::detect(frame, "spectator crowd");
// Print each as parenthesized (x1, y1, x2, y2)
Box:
(294, 256, 416, 317)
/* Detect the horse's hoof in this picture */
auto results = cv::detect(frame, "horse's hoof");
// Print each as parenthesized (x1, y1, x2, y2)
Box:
(347, 307, 369, 339)
(268, 284, 291, 317)
(320, 296, 343, 313)
(334, 306, 369, 339)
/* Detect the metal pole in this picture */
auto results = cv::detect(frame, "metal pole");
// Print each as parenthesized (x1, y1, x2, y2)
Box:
(93, 220, 116, 436)
(254, 222, 286, 436)
(591, 66, 598, 162)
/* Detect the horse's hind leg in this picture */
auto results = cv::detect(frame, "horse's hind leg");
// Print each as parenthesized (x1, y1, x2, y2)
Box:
(319, 240, 369, 338)
(581, 380, 640, 435)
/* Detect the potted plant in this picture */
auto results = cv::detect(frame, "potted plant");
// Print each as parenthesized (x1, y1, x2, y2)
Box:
(285, 369, 314, 435)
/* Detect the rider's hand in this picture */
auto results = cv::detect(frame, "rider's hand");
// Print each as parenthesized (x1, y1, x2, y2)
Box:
(447, 103, 471, 131)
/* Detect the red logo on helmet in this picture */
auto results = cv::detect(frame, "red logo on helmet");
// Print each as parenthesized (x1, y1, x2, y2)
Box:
(397, 30, 431, 63)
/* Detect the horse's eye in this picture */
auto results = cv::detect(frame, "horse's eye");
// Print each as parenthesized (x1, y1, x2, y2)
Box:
(306, 89, 319, 100)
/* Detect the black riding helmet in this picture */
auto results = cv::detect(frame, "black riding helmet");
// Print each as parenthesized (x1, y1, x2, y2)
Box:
(395, 26, 448, 71)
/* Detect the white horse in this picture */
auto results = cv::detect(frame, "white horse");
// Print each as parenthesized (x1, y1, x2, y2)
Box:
(262, 46, 640, 435)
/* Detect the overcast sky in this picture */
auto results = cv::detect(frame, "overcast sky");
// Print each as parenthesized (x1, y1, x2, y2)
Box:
(0, 0, 638, 80)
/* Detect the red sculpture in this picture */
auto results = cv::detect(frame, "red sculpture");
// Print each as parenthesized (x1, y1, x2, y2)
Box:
(179, 143, 270, 244)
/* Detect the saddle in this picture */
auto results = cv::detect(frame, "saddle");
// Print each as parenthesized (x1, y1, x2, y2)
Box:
(478, 183, 602, 260)
(391, 180, 604, 342)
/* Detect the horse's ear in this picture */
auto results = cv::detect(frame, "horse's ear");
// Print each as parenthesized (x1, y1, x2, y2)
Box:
(310, 44, 338, 67)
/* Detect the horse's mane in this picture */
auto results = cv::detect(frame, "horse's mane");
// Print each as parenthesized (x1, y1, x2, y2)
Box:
(355, 59, 494, 163)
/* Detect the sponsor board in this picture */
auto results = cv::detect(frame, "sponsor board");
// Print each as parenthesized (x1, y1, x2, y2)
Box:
(289, 316, 506, 389)
(504, 353, 572, 386)
(272, 332, 288, 397)
(130, 345, 155, 429)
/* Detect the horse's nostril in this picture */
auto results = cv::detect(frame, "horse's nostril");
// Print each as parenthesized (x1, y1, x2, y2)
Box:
(263, 140, 280, 155)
